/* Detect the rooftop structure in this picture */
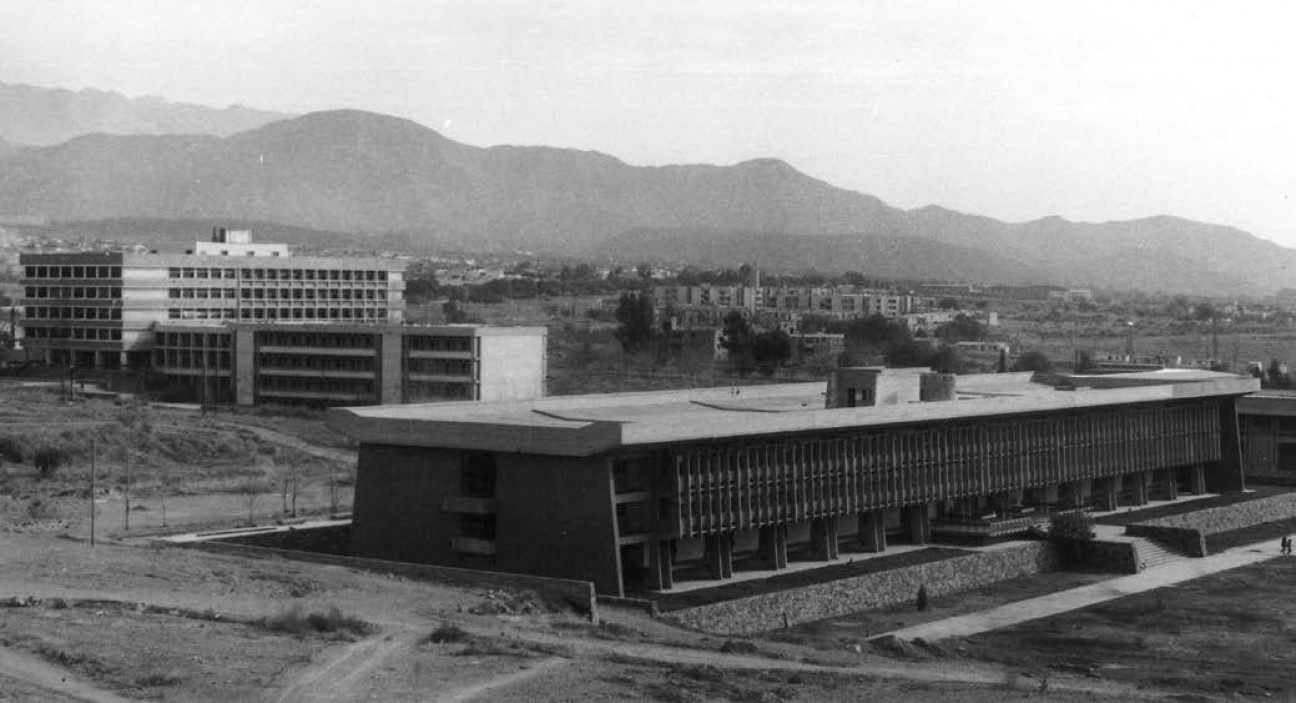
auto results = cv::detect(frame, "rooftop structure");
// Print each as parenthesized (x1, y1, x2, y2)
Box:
(329, 368, 1256, 595)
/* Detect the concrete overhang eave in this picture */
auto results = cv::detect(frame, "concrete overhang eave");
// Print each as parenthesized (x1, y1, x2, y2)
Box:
(615, 377, 1261, 447)
(325, 408, 624, 457)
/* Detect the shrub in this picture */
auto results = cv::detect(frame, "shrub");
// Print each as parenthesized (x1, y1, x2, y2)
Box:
(1048, 511, 1096, 567)
(424, 623, 469, 644)
(916, 584, 929, 611)
(33, 446, 67, 479)
(260, 605, 374, 637)
(0, 437, 24, 464)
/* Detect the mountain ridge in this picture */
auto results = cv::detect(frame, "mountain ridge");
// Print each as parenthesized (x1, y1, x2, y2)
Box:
(0, 106, 1290, 294)
(0, 80, 294, 146)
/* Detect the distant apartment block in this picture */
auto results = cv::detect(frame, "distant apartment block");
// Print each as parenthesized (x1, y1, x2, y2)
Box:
(152, 321, 546, 407)
(18, 228, 406, 368)
(652, 284, 914, 320)
(1049, 288, 1094, 303)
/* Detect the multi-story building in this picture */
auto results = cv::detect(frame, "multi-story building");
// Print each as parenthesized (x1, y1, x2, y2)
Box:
(151, 322, 546, 407)
(329, 367, 1255, 595)
(18, 229, 406, 368)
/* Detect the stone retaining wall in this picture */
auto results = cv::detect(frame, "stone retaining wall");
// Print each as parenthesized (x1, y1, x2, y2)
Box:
(176, 539, 598, 621)
(1135, 493, 1296, 534)
(663, 542, 1057, 635)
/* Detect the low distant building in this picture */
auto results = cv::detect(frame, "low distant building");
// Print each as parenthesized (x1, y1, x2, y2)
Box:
(1049, 289, 1094, 303)
(152, 322, 546, 407)
(955, 341, 1011, 355)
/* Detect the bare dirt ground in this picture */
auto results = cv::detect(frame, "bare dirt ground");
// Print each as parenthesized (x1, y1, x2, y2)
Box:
(0, 532, 1147, 702)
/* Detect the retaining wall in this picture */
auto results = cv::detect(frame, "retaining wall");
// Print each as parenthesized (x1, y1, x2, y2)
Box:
(1125, 492, 1296, 556)
(219, 524, 350, 554)
(1124, 525, 1207, 557)
(664, 541, 1057, 635)
(176, 539, 598, 621)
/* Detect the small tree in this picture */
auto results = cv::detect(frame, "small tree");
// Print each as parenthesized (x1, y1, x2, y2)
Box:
(916, 584, 929, 611)
(613, 292, 656, 353)
(33, 446, 66, 479)
(1048, 511, 1096, 568)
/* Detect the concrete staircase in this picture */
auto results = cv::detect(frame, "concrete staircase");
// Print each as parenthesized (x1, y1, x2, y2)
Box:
(1131, 536, 1187, 570)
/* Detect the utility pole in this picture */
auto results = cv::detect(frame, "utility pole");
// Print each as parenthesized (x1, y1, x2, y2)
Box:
(89, 436, 96, 547)
(123, 446, 131, 532)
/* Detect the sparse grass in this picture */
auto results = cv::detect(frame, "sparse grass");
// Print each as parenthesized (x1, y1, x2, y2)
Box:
(135, 668, 187, 687)
(258, 604, 374, 638)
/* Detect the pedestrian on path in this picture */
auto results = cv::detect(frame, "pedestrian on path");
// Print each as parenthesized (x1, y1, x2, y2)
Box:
(1279, 537, 1286, 555)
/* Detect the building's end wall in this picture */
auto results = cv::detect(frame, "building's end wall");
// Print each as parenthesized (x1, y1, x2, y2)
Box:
(349, 444, 462, 565)
(495, 453, 622, 595)
(478, 332, 547, 401)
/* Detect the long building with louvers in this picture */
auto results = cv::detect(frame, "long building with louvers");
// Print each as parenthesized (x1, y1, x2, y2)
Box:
(326, 368, 1257, 595)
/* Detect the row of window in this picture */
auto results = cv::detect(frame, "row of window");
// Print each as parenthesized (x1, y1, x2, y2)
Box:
(24, 286, 123, 300)
(167, 308, 390, 321)
(405, 335, 474, 353)
(23, 327, 122, 341)
(406, 380, 474, 400)
(155, 350, 231, 370)
(24, 306, 123, 321)
(168, 267, 390, 282)
(155, 332, 233, 349)
(167, 287, 388, 301)
(407, 358, 474, 376)
(259, 332, 378, 348)
(258, 377, 376, 394)
(259, 354, 377, 372)
(24, 265, 122, 279)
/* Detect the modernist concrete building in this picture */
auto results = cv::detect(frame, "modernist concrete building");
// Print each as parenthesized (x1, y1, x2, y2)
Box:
(18, 229, 405, 368)
(328, 368, 1256, 595)
(152, 322, 546, 407)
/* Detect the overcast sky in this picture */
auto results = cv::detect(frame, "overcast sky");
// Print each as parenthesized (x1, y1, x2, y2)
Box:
(4, 1, 1295, 246)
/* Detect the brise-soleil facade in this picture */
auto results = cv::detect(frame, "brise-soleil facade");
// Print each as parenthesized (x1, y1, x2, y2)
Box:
(328, 367, 1256, 595)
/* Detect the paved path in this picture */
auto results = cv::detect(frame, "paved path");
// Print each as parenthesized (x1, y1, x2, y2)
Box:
(876, 543, 1281, 642)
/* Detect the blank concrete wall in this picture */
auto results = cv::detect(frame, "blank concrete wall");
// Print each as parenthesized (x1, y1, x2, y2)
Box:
(494, 453, 623, 595)
(349, 444, 462, 566)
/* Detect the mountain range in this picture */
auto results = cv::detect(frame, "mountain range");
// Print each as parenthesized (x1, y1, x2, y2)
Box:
(0, 81, 291, 146)
(0, 83, 1290, 295)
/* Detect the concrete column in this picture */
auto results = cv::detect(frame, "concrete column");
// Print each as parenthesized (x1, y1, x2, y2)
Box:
(811, 517, 839, 561)
(858, 511, 886, 552)
(1162, 469, 1179, 501)
(648, 540, 673, 591)
(1094, 477, 1118, 512)
(1188, 464, 1207, 494)
(903, 504, 931, 545)
(759, 525, 788, 569)
(706, 533, 734, 580)
(1129, 471, 1149, 506)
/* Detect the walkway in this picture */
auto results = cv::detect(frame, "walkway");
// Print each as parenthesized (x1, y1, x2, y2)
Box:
(875, 542, 1282, 642)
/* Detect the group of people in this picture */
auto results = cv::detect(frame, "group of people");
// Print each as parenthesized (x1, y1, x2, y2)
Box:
(1282, 536, 1293, 555)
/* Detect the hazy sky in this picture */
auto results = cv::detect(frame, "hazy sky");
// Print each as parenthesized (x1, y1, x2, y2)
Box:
(4, 1, 1295, 246)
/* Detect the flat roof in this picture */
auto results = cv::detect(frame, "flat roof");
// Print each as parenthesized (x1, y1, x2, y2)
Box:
(328, 372, 1259, 457)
